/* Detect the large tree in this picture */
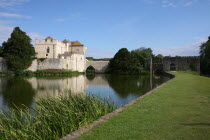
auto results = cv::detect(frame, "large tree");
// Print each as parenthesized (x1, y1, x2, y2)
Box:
(2, 27, 35, 71)
(153, 54, 164, 63)
(107, 48, 143, 74)
(131, 47, 153, 69)
(200, 36, 210, 76)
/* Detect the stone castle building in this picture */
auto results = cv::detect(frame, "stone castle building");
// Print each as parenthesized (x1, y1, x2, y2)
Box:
(35, 37, 86, 59)
(32, 37, 87, 72)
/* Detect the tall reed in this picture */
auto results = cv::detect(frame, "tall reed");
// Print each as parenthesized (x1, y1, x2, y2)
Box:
(0, 93, 115, 140)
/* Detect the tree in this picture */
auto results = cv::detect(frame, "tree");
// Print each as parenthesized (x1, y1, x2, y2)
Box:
(153, 54, 164, 63)
(107, 48, 143, 74)
(200, 36, 210, 75)
(2, 27, 35, 71)
(131, 47, 153, 69)
(0, 46, 3, 56)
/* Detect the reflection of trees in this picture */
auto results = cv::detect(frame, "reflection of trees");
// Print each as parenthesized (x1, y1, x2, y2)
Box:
(1, 78, 35, 109)
(105, 75, 152, 98)
(105, 74, 171, 98)
(86, 74, 95, 81)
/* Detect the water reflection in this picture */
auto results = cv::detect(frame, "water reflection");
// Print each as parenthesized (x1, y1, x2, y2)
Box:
(0, 74, 171, 111)
(0, 77, 35, 112)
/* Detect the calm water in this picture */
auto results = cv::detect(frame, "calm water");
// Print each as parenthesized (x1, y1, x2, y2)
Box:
(0, 74, 172, 111)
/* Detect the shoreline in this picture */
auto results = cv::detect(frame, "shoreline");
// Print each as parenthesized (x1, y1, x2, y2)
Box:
(61, 72, 175, 140)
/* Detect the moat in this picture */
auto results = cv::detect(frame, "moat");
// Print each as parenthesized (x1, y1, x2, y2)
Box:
(0, 74, 172, 112)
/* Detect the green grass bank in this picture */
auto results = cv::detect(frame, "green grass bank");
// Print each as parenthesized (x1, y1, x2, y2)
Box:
(78, 71, 210, 140)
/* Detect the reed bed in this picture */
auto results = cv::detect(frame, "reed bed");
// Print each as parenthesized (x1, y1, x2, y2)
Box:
(0, 94, 115, 140)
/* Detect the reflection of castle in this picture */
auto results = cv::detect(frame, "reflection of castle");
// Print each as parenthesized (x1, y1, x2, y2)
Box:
(27, 75, 87, 98)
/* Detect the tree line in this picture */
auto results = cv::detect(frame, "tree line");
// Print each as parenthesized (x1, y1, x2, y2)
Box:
(105, 47, 164, 74)
(0, 27, 209, 76)
(200, 36, 210, 76)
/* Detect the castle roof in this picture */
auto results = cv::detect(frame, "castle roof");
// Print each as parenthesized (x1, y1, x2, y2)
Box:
(45, 36, 54, 40)
(63, 39, 71, 43)
(71, 40, 84, 47)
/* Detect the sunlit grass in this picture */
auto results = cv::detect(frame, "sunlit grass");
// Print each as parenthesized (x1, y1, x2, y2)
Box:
(79, 72, 210, 140)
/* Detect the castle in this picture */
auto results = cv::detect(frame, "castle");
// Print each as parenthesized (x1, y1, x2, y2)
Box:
(33, 37, 87, 72)
(35, 37, 86, 59)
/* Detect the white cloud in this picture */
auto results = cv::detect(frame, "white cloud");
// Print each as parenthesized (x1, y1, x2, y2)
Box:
(144, 0, 199, 7)
(0, 0, 29, 9)
(0, 12, 31, 19)
(153, 37, 207, 56)
(28, 32, 45, 44)
(28, 32, 45, 40)
(0, 24, 45, 45)
(0, 24, 13, 44)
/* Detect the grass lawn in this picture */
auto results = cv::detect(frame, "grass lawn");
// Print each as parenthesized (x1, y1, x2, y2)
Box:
(78, 71, 210, 140)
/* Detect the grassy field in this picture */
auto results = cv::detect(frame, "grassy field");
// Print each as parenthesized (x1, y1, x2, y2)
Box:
(78, 71, 210, 140)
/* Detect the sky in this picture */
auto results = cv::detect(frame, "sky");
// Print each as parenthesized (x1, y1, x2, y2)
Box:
(0, 0, 210, 58)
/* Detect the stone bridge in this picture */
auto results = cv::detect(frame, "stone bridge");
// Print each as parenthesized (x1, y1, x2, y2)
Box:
(86, 60, 109, 73)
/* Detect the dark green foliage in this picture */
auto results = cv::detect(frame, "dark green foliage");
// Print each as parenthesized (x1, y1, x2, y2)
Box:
(2, 27, 35, 71)
(86, 57, 111, 61)
(0, 46, 3, 56)
(131, 47, 153, 69)
(189, 63, 196, 71)
(0, 70, 82, 76)
(107, 48, 143, 74)
(37, 58, 46, 62)
(86, 57, 94, 61)
(200, 36, 210, 76)
(153, 54, 164, 63)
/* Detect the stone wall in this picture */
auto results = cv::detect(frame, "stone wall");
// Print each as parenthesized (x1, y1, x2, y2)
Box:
(163, 56, 200, 72)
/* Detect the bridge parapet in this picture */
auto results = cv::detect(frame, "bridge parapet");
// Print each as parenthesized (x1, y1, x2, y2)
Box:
(86, 60, 109, 73)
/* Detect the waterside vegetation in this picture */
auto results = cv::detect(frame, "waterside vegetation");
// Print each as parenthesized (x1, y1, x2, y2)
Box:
(0, 93, 115, 140)
(0, 70, 83, 76)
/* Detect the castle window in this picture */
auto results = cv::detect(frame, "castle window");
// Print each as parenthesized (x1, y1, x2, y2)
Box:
(46, 54, 48, 56)
(47, 47, 50, 53)
(81, 57, 82, 60)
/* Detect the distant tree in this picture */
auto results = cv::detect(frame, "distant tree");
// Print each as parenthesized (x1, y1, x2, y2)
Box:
(200, 36, 210, 76)
(131, 47, 153, 69)
(153, 54, 164, 63)
(2, 27, 35, 71)
(86, 57, 94, 61)
(107, 48, 143, 74)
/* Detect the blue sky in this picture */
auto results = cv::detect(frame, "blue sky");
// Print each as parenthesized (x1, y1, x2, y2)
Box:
(0, 0, 210, 58)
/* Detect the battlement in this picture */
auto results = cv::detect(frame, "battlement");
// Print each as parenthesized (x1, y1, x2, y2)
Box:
(35, 37, 66, 46)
